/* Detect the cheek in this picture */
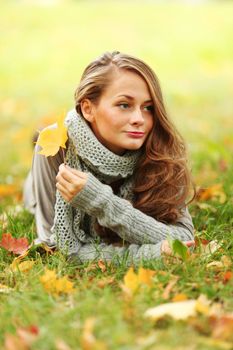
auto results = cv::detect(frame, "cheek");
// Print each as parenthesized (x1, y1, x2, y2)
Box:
(147, 115, 154, 132)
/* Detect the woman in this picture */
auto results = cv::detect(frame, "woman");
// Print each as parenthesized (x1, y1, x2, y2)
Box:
(24, 51, 194, 265)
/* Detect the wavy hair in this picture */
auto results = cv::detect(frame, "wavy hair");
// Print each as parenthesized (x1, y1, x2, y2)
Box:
(75, 51, 193, 224)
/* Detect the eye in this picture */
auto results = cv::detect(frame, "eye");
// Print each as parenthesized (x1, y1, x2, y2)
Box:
(118, 103, 130, 110)
(144, 105, 154, 113)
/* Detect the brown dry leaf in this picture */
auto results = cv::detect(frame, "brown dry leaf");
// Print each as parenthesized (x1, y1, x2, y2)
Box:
(200, 240, 222, 255)
(97, 260, 107, 273)
(55, 339, 72, 350)
(206, 261, 225, 270)
(80, 317, 107, 350)
(37, 113, 68, 157)
(196, 184, 226, 203)
(162, 275, 179, 300)
(221, 255, 232, 268)
(40, 269, 74, 296)
(210, 314, 233, 342)
(4, 325, 39, 350)
(4, 333, 28, 350)
(97, 277, 114, 288)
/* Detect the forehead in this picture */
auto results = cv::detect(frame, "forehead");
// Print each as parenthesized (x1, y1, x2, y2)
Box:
(102, 68, 152, 100)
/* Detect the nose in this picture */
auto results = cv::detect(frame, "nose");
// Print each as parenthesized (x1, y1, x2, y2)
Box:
(129, 108, 144, 125)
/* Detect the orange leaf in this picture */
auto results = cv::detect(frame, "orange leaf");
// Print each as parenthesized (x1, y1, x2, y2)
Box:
(37, 113, 68, 157)
(0, 233, 29, 255)
(0, 184, 19, 199)
(97, 260, 107, 273)
(222, 271, 233, 284)
(172, 293, 188, 302)
(196, 184, 226, 203)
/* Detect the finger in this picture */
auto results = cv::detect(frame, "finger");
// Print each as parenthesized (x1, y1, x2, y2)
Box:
(56, 182, 71, 202)
(65, 165, 87, 179)
(185, 241, 196, 247)
(58, 164, 81, 184)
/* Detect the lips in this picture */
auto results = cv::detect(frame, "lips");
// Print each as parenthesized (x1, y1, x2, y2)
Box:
(126, 131, 145, 138)
(127, 131, 145, 135)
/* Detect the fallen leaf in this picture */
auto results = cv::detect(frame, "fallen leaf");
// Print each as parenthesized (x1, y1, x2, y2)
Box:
(4, 333, 28, 350)
(162, 275, 179, 300)
(138, 267, 156, 287)
(145, 295, 212, 321)
(0, 283, 13, 294)
(40, 269, 74, 296)
(10, 260, 35, 273)
(80, 317, 107, 350)
(145, 300, 197, 321)
(207, 261, 225, 269)
(172, 293, 188, 302)
(0, 233, 29, 255)
(37, 113, 68, 157)
(122, 267, 155, 294)
(199, 240, 222, 255)
(196, 184, 226, 204)
(4, 325, 39, 350)
(222, 271, 233, 284)
(221, 255, 232, 268)
(97, 260, 107, 273)
(210, 314, 233, 341)
(0, 184, 19, 199)
(123, 267, 139, 293)
(55, 339, 72, 350)
(97, 277, 114, 288)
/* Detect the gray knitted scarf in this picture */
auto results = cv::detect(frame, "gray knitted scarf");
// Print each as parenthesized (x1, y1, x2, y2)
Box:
(51, 109, 140, 254)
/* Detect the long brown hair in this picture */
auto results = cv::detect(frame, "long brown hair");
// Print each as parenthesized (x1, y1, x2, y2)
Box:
(75, 51, 193, 224)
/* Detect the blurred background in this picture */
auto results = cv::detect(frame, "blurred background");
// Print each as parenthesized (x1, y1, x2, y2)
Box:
(0, 0, 233, 192)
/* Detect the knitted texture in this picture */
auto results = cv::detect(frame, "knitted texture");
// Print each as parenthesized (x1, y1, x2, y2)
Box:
(51, 109, 140, 254)
(51, 109, 194, 264)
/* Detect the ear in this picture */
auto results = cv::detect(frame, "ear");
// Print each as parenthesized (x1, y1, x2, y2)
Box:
(80, 99, 95, 123)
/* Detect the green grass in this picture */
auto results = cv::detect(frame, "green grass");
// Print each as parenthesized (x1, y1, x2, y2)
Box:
(0, 1, 233, 349)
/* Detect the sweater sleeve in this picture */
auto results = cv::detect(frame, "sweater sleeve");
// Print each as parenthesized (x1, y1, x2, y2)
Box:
(70, 173, 194, 245)
(69, 241, 163, 267)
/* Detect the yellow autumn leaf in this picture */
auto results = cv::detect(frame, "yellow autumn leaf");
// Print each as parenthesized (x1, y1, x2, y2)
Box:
(123, 267, 139, 293)
(123, 267, 155, 293)
(145, 295, 212, 321)
(37, 113, 68, 157)
(40, 269, 74, 296)
(10, 260, 35, 273)
(138, 267, 156, 287)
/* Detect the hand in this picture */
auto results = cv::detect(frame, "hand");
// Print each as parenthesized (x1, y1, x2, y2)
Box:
(161, 240, 195, 255)
(56, 164, 88, 202)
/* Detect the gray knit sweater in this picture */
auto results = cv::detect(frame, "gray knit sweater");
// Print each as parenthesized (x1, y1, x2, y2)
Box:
(47, 110, 194, 266)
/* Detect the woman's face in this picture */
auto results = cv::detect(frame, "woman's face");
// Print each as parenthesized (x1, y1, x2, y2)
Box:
(81, 69, 154, 155)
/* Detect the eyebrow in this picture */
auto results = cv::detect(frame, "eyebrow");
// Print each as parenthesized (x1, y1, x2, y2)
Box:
(116, 94, 153, 103)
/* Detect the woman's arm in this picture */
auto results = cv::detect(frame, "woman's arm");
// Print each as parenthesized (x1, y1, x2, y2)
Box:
(65, 172, 194, 246)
